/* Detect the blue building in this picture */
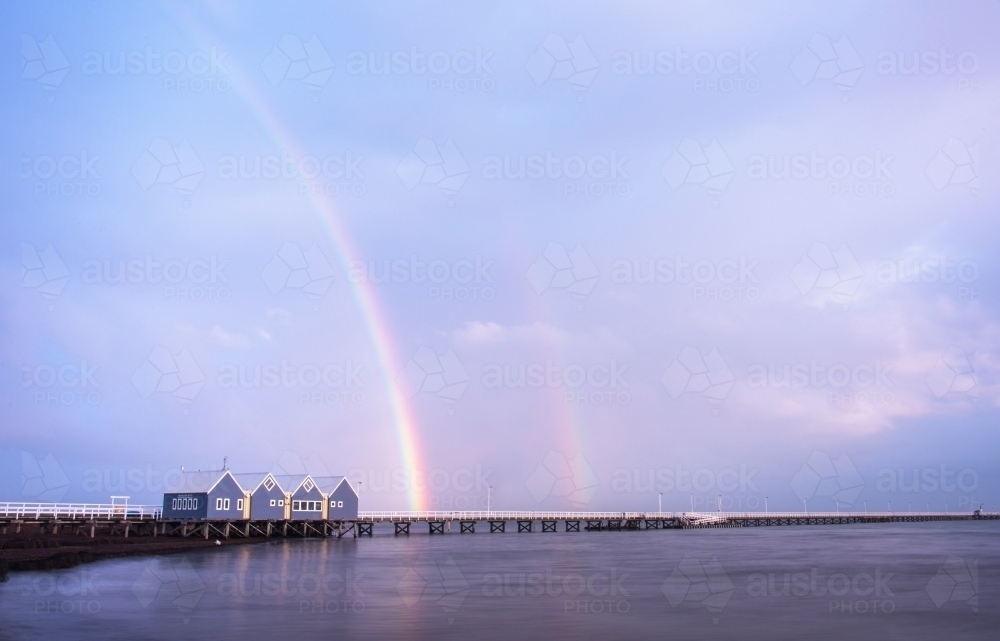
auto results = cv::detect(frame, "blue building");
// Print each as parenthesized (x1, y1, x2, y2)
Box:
(232, 472, 288, 520)
(280, 475, 326, 521)
(161, 469, 360, 522)
(314, 476, 359, 520)
(161, 470, 245, 521)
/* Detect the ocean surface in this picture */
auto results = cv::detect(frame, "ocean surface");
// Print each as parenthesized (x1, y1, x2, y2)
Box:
(1, 521, 996, 640)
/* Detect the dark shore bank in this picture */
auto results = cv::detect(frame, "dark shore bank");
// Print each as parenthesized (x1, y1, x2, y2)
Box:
(0, 527, 267, 580)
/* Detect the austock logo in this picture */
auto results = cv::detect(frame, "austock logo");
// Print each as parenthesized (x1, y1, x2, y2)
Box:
(611, 46, 760, 94)
(746, 360, 895, 408)
(482, 568, 630, 615)
(791, 34, 863, 95)
(745, 150, 894, 197)
(661, 138, 735, 201)
(526, 34, 599, 91)
(661, 346, 735, 412)
(526, 242, 599, 304)
(21, 35, 70, 92)
(17, 568, 102, 615)
(346, 46, 495, 94)
(272, 451, 332, 477)
(217, 359, 365, 407)
(925, 347, 977, 399)
(397, 556, 470, 624)
(790, 451, 864, 510)
(81, 45, 230, 93)
(611, 255, 760, 302)
(481, 150, 630, 197)
(262, 34, 335, 96)
(525, 451, 599, 506)
(790, 242, 864, 308)
(132, 138, 206, 196)
(397, 347, 470, 404)
(132, 557, 206, 623)
(21, 451, 70, 501)
(396, 138, 470, 194)
(926, 557, 978, 612)
(21, 359, 101, 407)
(261, 242, 336, 309)
(21, 151, 101, 197)
(132, 346, 206, 406)
(661, 556, 734, 624)
(482, 360, 629, 406)
(346, 256, 495, 303)
(21, 243, 70, 306)
(926, 138, 977, 192)
(747, 567, 895, 615)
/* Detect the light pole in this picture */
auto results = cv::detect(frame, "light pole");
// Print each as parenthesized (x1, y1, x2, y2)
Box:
(803, 498, 807, 515)
(764, 497, 768, 514)
(487, 485, 492, 516)
(690, 494, 694, 513)
(658, 492, 662, 514)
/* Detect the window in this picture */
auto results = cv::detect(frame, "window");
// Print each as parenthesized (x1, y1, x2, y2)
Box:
(216, 498, 223, 510)
(338, 501, 343, 508)
(292, 501, 300, 510)
(237, 499, 243, 510)
(263, 477, 275, 491)
(270, 499, 276, 507)
(278, 500, 284, 507)
(330, 500, 335, 508)
(224, 498, 230, 510)
(175, 497, 198, 511)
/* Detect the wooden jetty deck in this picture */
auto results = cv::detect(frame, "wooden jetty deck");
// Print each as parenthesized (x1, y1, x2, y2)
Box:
(3, 503, 997, 540)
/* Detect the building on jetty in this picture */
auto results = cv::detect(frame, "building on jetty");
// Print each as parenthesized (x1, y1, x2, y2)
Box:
(161, 470, 245, 521)
(162, 470, 359, 522)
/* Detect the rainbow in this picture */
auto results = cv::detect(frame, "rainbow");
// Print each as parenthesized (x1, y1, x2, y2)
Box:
(170, 10, 429, 510)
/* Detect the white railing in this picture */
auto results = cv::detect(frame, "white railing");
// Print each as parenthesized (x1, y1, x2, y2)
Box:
(358, 511, 675, 521)
(358, 510, 992, 522)
(683, 511, 993, 519)
(2, 504, 989, 523)
(0, 502, 162, 520)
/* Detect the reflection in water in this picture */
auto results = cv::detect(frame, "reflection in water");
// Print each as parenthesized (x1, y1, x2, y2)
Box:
(0, 521, 996, 640)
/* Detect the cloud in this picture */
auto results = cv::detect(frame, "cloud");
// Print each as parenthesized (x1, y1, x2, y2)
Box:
(453, 321, 569, 346)
(210, 325, 252, 349)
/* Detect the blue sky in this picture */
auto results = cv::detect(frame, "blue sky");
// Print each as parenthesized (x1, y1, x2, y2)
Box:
(1, 1, 998, 513)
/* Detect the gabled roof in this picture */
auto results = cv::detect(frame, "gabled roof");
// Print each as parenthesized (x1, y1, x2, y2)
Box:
(231, 472, 272, 493)
(167, 469, 237, 494)
(272, 474, 312, 494)
(312, 475, 352, 495)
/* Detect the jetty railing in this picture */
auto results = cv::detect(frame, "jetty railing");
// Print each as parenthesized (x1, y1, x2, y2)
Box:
(0, 502, 161, 520)
(357, 509, 996, 522)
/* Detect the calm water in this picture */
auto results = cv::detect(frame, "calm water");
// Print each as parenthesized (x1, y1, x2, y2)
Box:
(1, 521, 997, 640)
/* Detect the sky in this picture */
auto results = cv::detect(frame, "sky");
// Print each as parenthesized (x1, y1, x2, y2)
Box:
(1, 1, 998, 514)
